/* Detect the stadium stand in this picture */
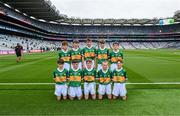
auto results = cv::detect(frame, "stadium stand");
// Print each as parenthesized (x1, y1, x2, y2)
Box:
(0, 1, 180, 53)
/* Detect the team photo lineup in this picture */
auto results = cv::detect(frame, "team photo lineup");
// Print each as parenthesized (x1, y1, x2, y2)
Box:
(1, 0, 180, 115)
(54, 39, 127, 101)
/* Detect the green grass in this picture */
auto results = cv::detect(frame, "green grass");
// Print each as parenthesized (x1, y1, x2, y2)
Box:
(0, 49, 180, 115)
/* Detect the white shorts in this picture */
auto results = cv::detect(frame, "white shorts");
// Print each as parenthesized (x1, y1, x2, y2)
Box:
(112, 83, 127, 97)
(98, 83, 112, 95)
(84, 60, 95, 69)
(54, 84, 67, 97)
(97, 64, 102, 71)
(68, 86, 82, 98)
(64, 63, 70, 71)
(110, 63, 117, 71)
(84, 82, 96, 95)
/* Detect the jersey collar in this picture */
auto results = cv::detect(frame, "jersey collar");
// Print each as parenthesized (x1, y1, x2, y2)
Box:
(100, 47, 106, 50)
(57, 67, 64, 72)
(116, 67, 123, 72)
(72, 47, 79, 51)
(86, 66, 93, 71)
(62, 48, 68, 53)
(72, 66, 79, 72)
(113, 49, 119, 53)
(87, 46, 93, 49)
(102, 68, 109, 73)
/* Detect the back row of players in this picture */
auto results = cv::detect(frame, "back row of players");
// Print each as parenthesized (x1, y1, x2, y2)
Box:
(53, 39, 127, 101)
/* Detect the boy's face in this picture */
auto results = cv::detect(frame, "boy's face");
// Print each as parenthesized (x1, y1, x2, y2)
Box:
(72, 62, 79, 70)
(117, 61, 123, 69)
(86, 61, 92, 69)
(102, 62, 108, 71)
(100, 43, 105, 48)
(73, 42, 79, 49)
(86, 41, 92, 47)
(58, 63, 64, 69)
(113, 44, 119, 50)
(62, 45, 68, 50)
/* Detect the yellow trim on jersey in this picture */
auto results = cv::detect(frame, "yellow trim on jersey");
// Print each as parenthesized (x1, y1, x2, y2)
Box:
(99, 77, 111, 83)
(113, 76, 125, 82)
(61, 56, 70, 62)
(84, 52, 95, 58)
(84, 76, 95, 81)
(111, 57, 122, 62)
(71, 55, 81, 60)
(55, 76, 66, 82)
(69, 76, 81, 81)
(98, 54, 108, 59)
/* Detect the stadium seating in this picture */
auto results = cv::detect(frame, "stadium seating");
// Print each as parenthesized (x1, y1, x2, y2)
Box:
(0, 34, 59, 51)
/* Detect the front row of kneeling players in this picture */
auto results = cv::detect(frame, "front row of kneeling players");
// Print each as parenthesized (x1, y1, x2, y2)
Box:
(53, 58, 127, 101)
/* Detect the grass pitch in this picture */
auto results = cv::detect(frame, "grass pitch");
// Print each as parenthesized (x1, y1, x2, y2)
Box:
(0, 49, 180, 115)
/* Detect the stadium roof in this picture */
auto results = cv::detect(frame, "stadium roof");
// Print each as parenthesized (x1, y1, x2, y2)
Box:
(0, 0, 179, 25)
(56, 18, 160, 26)
(0, 0, 65, 21)
(174, 10, 180, 22)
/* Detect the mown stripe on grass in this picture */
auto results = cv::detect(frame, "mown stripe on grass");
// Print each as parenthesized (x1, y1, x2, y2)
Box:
(0, 56, 55, 73)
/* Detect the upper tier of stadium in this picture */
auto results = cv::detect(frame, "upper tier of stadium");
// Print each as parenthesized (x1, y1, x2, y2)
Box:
(0, 0, 180, 26)
(0, 0, 180, 41)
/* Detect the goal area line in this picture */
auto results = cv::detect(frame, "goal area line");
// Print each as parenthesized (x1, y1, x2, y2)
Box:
(0, 82, 180, 85)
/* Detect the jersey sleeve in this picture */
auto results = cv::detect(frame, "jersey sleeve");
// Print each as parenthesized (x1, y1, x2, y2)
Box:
(124, 70, 127, 79)
(94, 47, 97, 56)
(108, 50, 111, 59)
(66, 70, 69, 78)
(96, 70, 100, 79)
(53, 71, 56, 78)
(81, 48, 84, 56)
(94, 69, 98, 79)
(110, 70, 113, 79)
(82, 69, 84, 78)
(121, 52, 124, 59)
(58, 51, 61, 58)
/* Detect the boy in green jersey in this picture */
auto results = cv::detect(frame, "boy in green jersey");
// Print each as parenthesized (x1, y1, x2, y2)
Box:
(109, 41, 123, 71)
(97, 61, 112, 100)
(112, 59, 127, 100)
(83, 59, 97, 100)
(82, 38, 96, 69)
(70, 40, 83, 69)
(68, 60, 83, 100)
(97, 39, 109, 71)
(59, 41, 71, 71)
(53, 59, 68, 101)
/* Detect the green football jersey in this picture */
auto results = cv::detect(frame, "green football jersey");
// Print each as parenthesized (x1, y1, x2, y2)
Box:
(70, 48, 82, 62)
(97, 68, 112, 85)
(112, 68, 127, 83)
(82, 46, 96, 60)
(109, 49, 123, 63)
(53, 68, 68, 85)
(83, 68, 97, 82)
(69, 68, 83, 87)
(97, 47, 109, 64)
(58, 49, 71, 63)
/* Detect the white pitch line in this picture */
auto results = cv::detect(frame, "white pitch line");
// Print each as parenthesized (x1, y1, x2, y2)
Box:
(0, 82, 180, 85)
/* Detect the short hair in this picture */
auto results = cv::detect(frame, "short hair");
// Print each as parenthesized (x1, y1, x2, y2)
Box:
(117, 59, 123, 63)
(72, 59, 79, 64)
(73, 39, 79, 43)
(62, 41, 68, 46)
(113, 41, 119, 45)
(86, 38, 92, 42)
(86, 59, 92, 63)
(102, 60, 108, 65)
(99, 39, 105, 44)
(57, 59, 64, 64)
